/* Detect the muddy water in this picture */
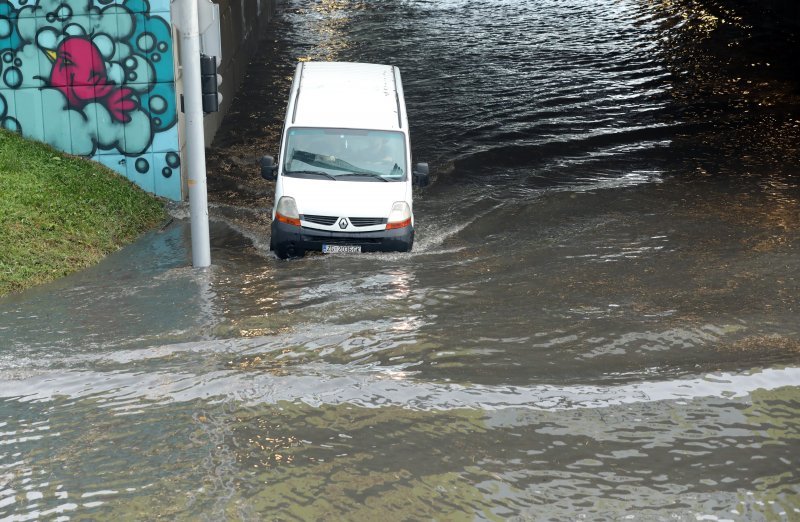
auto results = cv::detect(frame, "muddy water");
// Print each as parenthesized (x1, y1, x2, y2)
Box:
(2, 0, 800, 519)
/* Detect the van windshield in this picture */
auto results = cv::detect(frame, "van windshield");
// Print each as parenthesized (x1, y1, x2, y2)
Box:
(283, 128, 407, 182)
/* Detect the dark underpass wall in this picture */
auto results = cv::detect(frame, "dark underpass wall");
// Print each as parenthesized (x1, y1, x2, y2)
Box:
(203, 0, 278, 146)
(175, 0, 276, 198)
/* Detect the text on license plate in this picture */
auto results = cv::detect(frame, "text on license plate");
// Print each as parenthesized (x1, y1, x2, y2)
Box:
(322, 244, 361, 254)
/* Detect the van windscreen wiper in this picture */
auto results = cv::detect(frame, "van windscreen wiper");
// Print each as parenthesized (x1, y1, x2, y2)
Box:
(285, 170, 337, 180)
(338, 172, 389, 182)
(292, 150, 385, 177)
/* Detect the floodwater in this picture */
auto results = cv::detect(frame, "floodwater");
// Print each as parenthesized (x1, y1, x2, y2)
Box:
(2, 0, 800, 519)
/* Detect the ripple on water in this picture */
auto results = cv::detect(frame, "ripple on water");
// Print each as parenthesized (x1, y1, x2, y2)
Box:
(1, 379, 798, 519)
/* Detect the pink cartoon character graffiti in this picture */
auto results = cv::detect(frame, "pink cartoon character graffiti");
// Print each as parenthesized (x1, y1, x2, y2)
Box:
(42, 36, 137, 123)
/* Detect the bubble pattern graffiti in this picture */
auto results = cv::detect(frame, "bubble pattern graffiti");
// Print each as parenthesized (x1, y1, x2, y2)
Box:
(0, 0, 181, 200)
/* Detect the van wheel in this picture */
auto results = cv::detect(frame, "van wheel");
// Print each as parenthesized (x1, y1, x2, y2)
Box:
(404, 231, 414, 252)
(275, 244, 304, 260)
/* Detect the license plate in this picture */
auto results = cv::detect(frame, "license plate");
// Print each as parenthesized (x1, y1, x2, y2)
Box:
(322, 244, 361, 254)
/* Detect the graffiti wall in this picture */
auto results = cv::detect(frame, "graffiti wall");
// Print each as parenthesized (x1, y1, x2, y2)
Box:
(0, 0, 181, 200)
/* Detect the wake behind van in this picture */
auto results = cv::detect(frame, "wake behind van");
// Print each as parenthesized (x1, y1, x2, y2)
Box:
(261, 61, 429, 259)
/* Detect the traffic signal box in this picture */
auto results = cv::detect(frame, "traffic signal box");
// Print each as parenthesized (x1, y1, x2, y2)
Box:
(200, 54, 221, 113)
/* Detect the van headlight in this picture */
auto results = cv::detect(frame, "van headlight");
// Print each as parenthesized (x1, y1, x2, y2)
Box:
(386, 201, 412, 230)
(275, 196, 301, 227)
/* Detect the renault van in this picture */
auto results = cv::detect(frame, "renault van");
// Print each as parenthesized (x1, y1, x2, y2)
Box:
(261, 61, 429, 259)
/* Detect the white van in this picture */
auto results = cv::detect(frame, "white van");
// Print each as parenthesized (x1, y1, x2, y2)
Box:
(261, 61, 429, 259)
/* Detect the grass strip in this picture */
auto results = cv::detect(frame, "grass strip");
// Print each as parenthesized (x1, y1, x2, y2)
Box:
(0, 129, 167, 296)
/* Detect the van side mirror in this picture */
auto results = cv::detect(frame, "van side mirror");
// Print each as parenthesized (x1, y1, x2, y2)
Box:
(413, 162, 429, 187)
(260, 155, 277, 181)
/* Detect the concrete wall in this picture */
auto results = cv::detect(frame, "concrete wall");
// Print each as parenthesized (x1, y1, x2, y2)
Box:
(0, 0, 276, 201)
(0, 0, 183, 200)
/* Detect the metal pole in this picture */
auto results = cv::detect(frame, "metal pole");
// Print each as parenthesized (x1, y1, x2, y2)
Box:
(178, 0, 211, 267)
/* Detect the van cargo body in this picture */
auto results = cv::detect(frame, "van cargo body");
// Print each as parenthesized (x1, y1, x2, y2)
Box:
(267, 62, 425, 259)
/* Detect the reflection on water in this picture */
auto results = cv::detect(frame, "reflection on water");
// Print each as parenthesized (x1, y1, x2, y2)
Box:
(2, 0, 800, 519)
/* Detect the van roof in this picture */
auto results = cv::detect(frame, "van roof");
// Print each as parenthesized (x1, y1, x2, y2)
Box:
(291, 62, 405, 131)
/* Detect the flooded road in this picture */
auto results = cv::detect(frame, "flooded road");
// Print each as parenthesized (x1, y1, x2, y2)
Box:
(2, 0, 800, 519)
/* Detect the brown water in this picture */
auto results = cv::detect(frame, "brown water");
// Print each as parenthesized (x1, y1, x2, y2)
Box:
(2, 0, 800, 519)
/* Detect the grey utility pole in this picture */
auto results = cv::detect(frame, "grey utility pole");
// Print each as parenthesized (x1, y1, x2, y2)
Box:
(174, 0, 211, 267)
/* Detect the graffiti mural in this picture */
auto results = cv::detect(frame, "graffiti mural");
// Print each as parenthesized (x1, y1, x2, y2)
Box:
(0, 0, 181, 200)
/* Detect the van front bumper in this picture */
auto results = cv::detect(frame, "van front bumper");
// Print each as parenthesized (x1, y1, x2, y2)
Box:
(271, 220, 414, 256)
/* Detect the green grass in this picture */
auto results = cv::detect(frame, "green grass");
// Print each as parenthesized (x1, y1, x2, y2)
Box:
(0, 129, 167, 296)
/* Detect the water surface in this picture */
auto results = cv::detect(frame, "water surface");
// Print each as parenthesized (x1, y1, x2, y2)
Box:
(2, 0, 800, 519)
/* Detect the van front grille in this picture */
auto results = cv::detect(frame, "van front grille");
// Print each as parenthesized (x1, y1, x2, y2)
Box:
(349, 217, 387, 227)
(302, 215, 387, 227)
(302, 214, 337, 226)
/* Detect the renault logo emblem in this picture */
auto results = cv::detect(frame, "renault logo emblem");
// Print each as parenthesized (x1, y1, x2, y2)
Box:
(338, 218, 348, 229)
